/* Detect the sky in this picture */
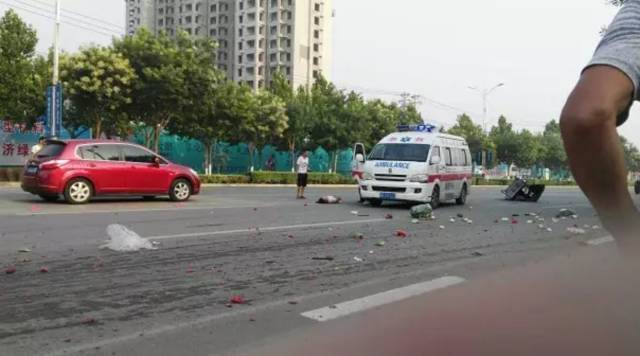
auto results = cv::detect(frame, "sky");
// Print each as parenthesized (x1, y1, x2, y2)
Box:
(1, 0, 637, 146)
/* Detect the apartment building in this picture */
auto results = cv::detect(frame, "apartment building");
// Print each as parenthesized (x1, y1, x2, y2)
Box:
(125, 0, 332, 90)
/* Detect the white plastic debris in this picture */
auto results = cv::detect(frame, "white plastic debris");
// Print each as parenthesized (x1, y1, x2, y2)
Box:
(439, 225, 445, 230)
(101, 224, 156, 252)
(546, 227, 553, 232)
(353, 256, 364, 262)
(527, 220, 533, 224)
(592, 225, 601, 230)
(538, 224, 545, 229)
(411, 219, 419, 224)
(501, 217, 509, 222)
(567, 227, 586, 235)
(350, 211, 359, 215)
(552, 218, 560, 223)
(449, 218, 456, 223)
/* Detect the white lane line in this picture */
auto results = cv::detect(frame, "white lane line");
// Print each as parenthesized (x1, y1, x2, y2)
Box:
(148, 218, 387, 240)
(585, 235, 615, 246)
(300, 276, 466, 322)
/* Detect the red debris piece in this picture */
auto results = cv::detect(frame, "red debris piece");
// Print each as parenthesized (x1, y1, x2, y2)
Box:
(395, 229, 408, 238)
(288, 300, 299, 305)
(40, 267, 49, 273)
(385, 213, 393, 220)
(81, 316, 97, 325)
(511, 219, 518, 224)
(30, 204, 42, 213)
(249, 317, 256, 322)
(230, 295, 245, 304)
(226, 303, 233, 308)
(288, 234, 294, 239)
(5, 266, 16, 274)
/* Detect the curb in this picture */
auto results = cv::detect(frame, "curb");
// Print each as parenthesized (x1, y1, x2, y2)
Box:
(202, 184, 357, 188)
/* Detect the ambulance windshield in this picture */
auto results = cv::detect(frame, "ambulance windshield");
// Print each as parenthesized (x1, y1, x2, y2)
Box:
(368, 144, 431, 162)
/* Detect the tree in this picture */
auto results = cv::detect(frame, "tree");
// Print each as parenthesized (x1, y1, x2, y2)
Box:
(620, 136, 640, 172)
(513, 129, 543, 168)
(448, 114, 492, 160)
(0, 10, 46, 124)
(270, 71, 312, 171)
(489, 115, 519, 165)
(60, 45, 136, 139)
(234, 88, 288, 171)
(540, 120, 567, 170)
(114, 29, 209, 151)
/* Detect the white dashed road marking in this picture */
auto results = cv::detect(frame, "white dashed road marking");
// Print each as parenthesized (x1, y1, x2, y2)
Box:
(301, 276, 466, 322)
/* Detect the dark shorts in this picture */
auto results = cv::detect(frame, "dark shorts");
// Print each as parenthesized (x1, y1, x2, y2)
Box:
(297, 173, 308, 187)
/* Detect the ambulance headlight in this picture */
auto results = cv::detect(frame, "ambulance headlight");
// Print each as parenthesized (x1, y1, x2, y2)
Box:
(363, 172, 374, 180)
(409, 174, 429, 183)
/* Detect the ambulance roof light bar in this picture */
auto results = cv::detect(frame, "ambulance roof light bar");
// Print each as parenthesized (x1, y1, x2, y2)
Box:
(396, 124, 438, 133)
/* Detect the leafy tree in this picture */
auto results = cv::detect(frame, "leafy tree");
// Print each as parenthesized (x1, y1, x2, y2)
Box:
(489, 115, 519, 165)
(60, 46, 136, 139)
(0, 10, 46, 124)
(269, 71, 312, 171)
(620, 135, 640, 172)
(448, 114, 492, 159)
(114, 29, 211, 151)
(539, 120, 567, 170)
(513, 129, 543, 167)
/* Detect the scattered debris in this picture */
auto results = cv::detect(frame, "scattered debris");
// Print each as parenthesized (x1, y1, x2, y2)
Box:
(230, 295, 246, 304)
(592, 225, 601, 230)
(375, 241, 386, 247)
(439, 225, 445, 230)
(288, 301, 299, 305)
(567, 227, 586, 235)
(395, 229, 408, 238)
(449, 218, 456, 223)
(385, 213, 393, 220)
(471, 251, 485, 257)
(502, 178, 545, 202)
(5, 266, 16, 274)
(546, 228, 553, 232)
(350, 211, 359, 215)
(288, 234, 294, 239)
(556, 209, 576, 219)
(351, 232, 365, 240)
(101, 224, 155, 252)
(316, 195, 342, 204)
(81, 316, 97, 325)
(353, 256, 364, 262)
(552, 218, 560, 223)
(249, 317, 256, 322)
(538, 224, 545, 229)
(456, 213, 464, 218)
(411, 219, 419, 224)
(512, 214, 520, 217)
(39, 267, 49, 273)
(527, 220, 533, 224)
(312, 256, 335, 261)
(329, 305, 338, 309)
(511, 219, 519, 224)
(64, 339, 71, 343)
(501, 217, 509, 222)
(357, 213, 370, 217)
(18, 248, 31, 253)
(410, 204, 433, 219)
(462, 218, 473, 224)
(369, 250, 375, 254)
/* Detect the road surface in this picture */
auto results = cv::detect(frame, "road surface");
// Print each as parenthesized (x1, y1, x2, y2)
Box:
(0, 185, 627, 355)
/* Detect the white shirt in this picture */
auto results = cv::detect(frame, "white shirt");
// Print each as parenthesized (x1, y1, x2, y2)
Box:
(297, 156, 309, 174)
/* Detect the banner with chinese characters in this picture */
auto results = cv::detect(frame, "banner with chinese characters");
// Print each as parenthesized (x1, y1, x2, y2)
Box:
(0, 120, 46, 166)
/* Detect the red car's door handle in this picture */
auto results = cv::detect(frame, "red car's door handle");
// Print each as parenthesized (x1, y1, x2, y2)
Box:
(89, 163, 97, 168)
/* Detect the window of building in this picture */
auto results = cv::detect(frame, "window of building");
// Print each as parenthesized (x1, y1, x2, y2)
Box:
(285, 66, 290, 75)
(270, 53, 277, 62)
(210, 16, 216, 24)
(286, 38, 291, 47)
(195, 27, 201, 35)
(259, 12, 264, 21)
(248, 40, 255, 48)
(247, 26, 255, 35)
(247, 80, 254, 87)
(314, 30, 319, 38)
(248, 0, 256, 8)
(185, 15, 192, 24)
(259, 39, 265, 48)
(259, 26, 264, 35)
(210, 4, 216, 12)
(248, 12, 255, 21)
(247, 53, 255, 62)
(270, 25, 277, 35)
(258, 66, 263, 75)
(313, 70, 319, 78)
(287, 0, 292, 6)
(287, 25, 291, 33)
(196, 15, 201, 24)
(239, 1, 244, 10)
(238, 68, 243, 77)
(314, 16, 320, 25)
(185, 27, 192, 34)
(258, 53, 264, 61)
(270, 39, 277, 48)
(287, 10, 292, 20)
(158, 19, 164, 26)
(210, 28, 217, 36)
(286, 52, 291, 61)
(185, 3, 192, 11)
(314, 3, 320, 11)
(159, 8, 164, 14)
(239, 15, 243, 23)
(313, 57, 319, 65)
(247, 66, 255, 74)
(239, 42, 243, 50)
(239, 28, 243, 36)
(270, 12, 277, 21)
(313, 43, 319, 52)
(196, 2, 201, 11)
(271, 0, 277, 7)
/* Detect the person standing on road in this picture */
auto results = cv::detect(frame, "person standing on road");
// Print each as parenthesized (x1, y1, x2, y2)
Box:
(31, 136, 46, 158)
(296, 151, 310, 199)
(560, 0, 640, 253)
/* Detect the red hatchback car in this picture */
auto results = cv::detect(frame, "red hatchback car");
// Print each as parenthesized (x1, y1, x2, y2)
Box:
(21, 139, 201, 204)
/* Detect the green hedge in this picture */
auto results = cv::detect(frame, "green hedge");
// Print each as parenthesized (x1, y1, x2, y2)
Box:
(472, 177, 577, 186)
(199, 174, 250, 184)
(0, 167, 22, 182)
(248, 171, 356, 184)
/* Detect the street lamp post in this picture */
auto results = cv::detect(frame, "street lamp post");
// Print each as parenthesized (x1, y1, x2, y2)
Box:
(468, 83, 504, 133)
(49, 0, 61, 138)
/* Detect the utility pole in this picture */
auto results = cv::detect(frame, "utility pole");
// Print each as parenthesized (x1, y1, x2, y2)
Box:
(50, 0, 61, 137)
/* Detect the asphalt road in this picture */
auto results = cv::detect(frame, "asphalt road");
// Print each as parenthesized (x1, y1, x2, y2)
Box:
(0, 185, 624, 355)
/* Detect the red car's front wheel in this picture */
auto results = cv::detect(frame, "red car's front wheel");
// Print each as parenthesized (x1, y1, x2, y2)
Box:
(169, 179, 192, 202)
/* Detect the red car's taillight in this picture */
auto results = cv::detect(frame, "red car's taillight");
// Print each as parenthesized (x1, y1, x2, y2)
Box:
(39, 159, 70, 171)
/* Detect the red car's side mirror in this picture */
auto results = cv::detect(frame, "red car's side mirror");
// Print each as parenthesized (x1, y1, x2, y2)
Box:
(152, 157, 161, 167)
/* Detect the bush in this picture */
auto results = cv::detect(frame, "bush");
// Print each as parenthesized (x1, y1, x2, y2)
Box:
(472, 177, 577, 186)
(0, 167, 23, 182)
(248, 171, 355, 184)
(199, 174, 250, 184)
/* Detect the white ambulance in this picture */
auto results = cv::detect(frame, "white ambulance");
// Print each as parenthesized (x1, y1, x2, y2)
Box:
(353, 124, 472, 208)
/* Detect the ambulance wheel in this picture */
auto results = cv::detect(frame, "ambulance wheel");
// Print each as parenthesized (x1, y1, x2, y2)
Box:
(430, 185, 440, 209)
(456, 184, 467, 205)
(368, 199, 383, 207)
